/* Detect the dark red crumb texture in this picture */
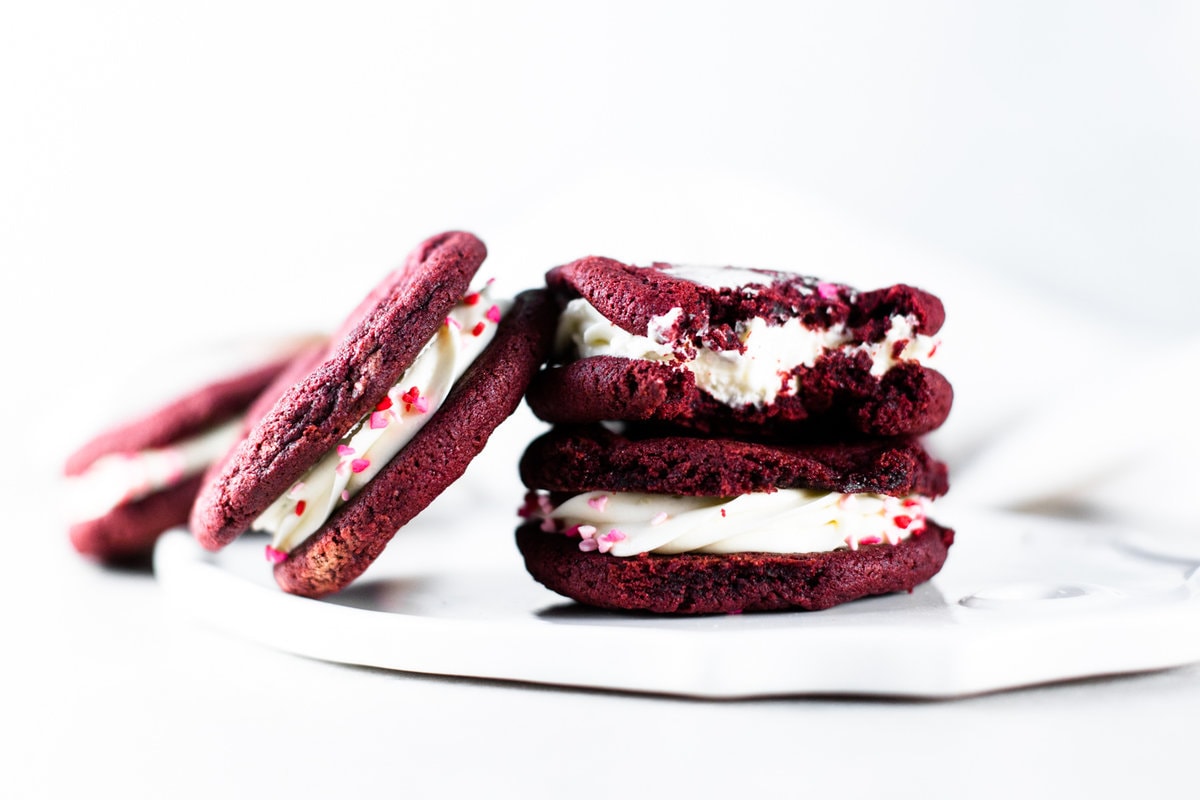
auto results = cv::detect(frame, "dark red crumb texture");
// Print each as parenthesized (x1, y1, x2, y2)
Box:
(520, 425, 949, 499)
(273, 288, 559, 598)
(526, 356, 952, 439)
(516, 520, 954, 614)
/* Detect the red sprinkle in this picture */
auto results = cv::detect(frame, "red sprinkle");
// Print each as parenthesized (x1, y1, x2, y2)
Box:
(471, 321, 486, 337)
(859, 535, 882, 546)
(375, 396, 393, 411)
(295, 500, 307, 517)
(894, 515, 912, 529)
(463, 292, 481, 306)
(720, 508, 727, 518)
(902, 498, 920, 508)
(351, 458, 370, 473)
(928, 342, 939, 357)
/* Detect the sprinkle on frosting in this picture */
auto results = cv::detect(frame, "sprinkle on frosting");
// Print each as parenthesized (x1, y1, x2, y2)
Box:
(265, 545, 288, 564)
(486, 304, 502, 323)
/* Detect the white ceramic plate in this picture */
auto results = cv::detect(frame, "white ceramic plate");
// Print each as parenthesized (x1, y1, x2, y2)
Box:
(154, 505, 1200, 699)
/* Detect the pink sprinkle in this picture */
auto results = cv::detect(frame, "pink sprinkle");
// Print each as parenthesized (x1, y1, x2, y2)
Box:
(485, 304, 501, 323)
(517, 492, 540, 519)
(596, 529, 625, 554)
(264, 545, 287, 564)
(340, 490, 350, 501)
(650, 512, 669, 526)
(445, 316, 462, 330)
(817, 281, 838, 300)
(351, 458, 370, 473)
(337, 445, 355, 457)
(294, 500, 306, 516)
(577, 525, 597, 539)
(844, 535, 859, 552)
(859, 535, 882, 546)
(471, 321, 486, 337)
(286, 482, 306, 499)
(578, 538, 599, 552)
(413, 396, 429, 413)
(587, 495, 609, 512)
(369, 411, 390, 429)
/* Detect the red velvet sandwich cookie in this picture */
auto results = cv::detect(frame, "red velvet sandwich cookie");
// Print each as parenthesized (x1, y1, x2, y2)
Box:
(63, 347, 313, 563)
(526, 259, 953, 439)
(516, 425, 954, 614)
(190, 231, 558, 598)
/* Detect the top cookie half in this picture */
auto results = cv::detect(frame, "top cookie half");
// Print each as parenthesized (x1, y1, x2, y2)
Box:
(527, 258, 952, 439)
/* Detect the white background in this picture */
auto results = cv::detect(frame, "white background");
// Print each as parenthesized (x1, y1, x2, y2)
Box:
(3, 2, 1198, 798)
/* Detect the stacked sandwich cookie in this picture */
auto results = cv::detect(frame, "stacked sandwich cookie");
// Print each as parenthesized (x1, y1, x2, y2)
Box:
(189, 231, 558, 598)
(517, 259, 955, 613)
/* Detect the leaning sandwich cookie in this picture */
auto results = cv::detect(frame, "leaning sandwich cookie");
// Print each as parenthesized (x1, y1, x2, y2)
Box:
(527, 259, 952, 439)
(63, 341, 318, 563)
(516, 425, 954, 614)
(189, 231, 558, 598)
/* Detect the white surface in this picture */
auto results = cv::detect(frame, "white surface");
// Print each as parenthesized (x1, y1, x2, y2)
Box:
(155, 506, 1200, 699)
(6, 2, 1200, 798)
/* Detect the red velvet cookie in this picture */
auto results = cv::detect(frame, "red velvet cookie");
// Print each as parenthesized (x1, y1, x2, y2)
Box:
(64, 352, 305, 563)
(515, 425, 953, 614)
(527, 259, 953, 439)
(190, 231, 559, 598)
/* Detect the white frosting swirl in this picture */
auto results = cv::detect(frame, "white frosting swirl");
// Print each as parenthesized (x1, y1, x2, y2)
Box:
(530, 489, 931, 556)
(254, 286, 508, 555)
(67, 419, 242, 522)
(556, 296, 939, 408)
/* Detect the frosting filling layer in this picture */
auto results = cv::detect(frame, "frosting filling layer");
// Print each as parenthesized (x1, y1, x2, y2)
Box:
(68, 419, 242, 522)
(556, 297, 939, 408)
(254, 286, 507, 557)
(523, 488, 931, 557)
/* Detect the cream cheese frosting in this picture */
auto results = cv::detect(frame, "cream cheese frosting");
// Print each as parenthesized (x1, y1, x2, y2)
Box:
(557, 297, 939, 408)
(254, 286, 508, 557)
(67, 418, 242, 522)
(526, 489, 931, 557)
